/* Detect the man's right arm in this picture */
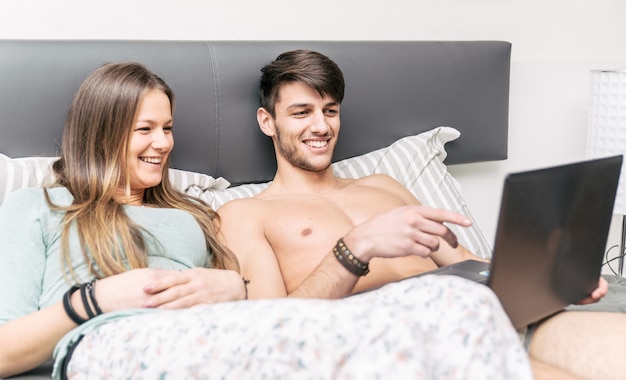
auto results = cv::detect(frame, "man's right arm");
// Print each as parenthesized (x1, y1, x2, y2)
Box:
(216, 199, 292, 299)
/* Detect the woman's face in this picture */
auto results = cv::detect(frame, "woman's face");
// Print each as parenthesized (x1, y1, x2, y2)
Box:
(126, 89, 174, 192)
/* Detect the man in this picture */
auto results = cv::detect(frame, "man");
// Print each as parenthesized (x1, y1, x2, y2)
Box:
(217, 50, 623, 379)
(218, 50, 484, 299)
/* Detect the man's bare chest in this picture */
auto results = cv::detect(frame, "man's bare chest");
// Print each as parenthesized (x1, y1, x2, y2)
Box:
(262, 189, 406, 259)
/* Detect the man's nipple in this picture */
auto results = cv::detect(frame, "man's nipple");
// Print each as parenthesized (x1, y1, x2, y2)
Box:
(301, 228, 312, 237)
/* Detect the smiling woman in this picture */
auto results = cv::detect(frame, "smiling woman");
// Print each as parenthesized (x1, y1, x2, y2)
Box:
(0, 62, 244, 378)
(123, 89, 175, 205)
(50, 62, 238, 276)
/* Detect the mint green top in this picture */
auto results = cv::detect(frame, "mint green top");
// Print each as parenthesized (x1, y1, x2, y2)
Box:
(0, 187, 211, 374)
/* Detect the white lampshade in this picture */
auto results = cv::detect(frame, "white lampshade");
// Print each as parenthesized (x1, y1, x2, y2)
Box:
(587, 70, 626, 215)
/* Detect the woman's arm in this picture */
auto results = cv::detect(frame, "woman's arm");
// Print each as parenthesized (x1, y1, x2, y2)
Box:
(0, 303, 76, 377)
(0, 190, 157, 376)
(0, 189, 62, 376)
(0, 266, 187, 377)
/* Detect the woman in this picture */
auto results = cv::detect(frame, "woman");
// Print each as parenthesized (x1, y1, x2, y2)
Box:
(0, 62, 532, 380)
(0, 62, 246, 377)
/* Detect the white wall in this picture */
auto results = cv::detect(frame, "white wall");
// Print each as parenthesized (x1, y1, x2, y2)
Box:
(2, 0, 626, 265)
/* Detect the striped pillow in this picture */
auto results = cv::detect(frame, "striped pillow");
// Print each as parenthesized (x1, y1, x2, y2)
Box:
(198, 127, 492, 258)
(0, 154, 229, 205)
(0, 127, 491, 258)
(0, 155, 57, 204)
(332, 126, 492, 258)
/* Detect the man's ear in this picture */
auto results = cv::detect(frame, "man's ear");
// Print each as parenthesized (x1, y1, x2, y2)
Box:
(257, 107, 275, 137)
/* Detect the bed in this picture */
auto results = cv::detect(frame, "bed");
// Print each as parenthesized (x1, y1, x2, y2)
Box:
(0, 40, 511, 379)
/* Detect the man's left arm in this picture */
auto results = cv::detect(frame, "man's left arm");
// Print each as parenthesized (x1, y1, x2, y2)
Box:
(376, 173, 607, 305)
(577, 277, 608, 305)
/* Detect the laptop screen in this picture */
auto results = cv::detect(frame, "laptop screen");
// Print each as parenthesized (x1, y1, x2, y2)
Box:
(488, 155, 622, 328)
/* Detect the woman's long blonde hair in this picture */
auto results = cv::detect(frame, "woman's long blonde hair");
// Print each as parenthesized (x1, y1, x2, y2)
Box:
(47, 62, 239, 279)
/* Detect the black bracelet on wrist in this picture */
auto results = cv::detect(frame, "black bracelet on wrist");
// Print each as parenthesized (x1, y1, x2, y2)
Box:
(333, 238, 369, 276)
(63, 279, 103, 325)
(79, 282, 96, 319)
(62, 285, 89, 325)
(87, 279, 103, 315)
(242, 277, 250, 300)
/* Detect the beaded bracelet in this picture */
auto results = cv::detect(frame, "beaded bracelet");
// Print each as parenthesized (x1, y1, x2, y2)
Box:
(333, 238, 370, 276)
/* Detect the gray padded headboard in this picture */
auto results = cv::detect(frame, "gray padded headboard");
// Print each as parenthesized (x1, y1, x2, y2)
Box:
(0, 40, 511, 184)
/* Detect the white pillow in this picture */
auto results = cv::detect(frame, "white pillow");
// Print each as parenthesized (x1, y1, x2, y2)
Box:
(0, 127, 491, 258)
(0, 154, 229, 205)
(0, 154, 57, 205)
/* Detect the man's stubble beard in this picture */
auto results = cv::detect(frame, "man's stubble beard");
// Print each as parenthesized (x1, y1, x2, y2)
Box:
(274, 125, 332, 173)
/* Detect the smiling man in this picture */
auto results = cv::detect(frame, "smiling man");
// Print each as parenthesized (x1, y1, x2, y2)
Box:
(218, 49, 483, 298)
(215, 49, 533, 378)
(214, 49, 626, 379)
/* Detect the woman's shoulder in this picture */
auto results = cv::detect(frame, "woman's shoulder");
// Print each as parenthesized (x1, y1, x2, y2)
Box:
(3, 187, 47, 205)
(2, 186, 72, 208)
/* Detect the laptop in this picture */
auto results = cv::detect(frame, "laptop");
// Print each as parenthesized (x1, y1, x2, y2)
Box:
(420, 155, 623, 329)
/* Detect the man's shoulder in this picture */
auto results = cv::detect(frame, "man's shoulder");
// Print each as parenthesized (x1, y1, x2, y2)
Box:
(217, 196, 269, 218)
(218, 196, 268, 208)
(350, 173, 419, 204)
(216, 195, 281, 241)
(352, 173, 403, 188)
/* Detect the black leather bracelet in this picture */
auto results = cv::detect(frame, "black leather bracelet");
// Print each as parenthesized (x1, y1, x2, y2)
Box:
(333, 238, 370, 276)
(79, 283, 96, 319)
(62, 284, 89, 325)
(87, 279, 103, 315)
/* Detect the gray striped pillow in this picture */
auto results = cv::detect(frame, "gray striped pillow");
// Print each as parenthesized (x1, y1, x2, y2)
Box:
(0, 155, 57, 204)
(0, 154, 229, 206)
(201, 127, 492, 258)
(0, 127, 491, 258)
(332, 126, 492, 258)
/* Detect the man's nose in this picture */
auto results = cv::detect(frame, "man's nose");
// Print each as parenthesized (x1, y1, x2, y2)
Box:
(310, 111, 330, 134)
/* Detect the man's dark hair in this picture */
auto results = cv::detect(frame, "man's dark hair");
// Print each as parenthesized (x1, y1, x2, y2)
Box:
(259, 49, 345, 116)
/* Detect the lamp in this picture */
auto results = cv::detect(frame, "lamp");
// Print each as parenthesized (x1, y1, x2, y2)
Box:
(587, 69, 626, 276)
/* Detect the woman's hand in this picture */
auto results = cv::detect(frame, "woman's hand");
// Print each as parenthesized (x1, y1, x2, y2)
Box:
(141, 268, 246, 308)
(94, 268, 169, 312)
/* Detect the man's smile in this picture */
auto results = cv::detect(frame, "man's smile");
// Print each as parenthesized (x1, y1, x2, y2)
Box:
(304, 140, 329, 149)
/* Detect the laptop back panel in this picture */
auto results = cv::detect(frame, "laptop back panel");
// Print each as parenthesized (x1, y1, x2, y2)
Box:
(487, 155, 622, 329)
